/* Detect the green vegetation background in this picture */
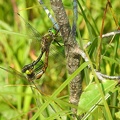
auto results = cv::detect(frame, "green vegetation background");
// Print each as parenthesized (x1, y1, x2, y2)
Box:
(0, 0, 120, 119)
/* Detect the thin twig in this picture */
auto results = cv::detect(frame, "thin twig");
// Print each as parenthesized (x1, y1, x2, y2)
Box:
(85, 30, 120, 48)
(101, 30, 120, 38)
(74, 47, 120, 81)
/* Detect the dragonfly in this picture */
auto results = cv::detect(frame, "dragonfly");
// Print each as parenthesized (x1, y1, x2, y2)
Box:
(17, 13, 62, 80)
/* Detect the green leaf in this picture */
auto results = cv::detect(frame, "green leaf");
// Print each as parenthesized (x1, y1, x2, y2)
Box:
(77, 80, 118, 115)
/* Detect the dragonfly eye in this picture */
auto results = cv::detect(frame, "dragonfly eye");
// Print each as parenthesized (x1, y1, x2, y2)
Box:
(48, 29, 52, 35)
(25, 66, 34, 75)
(26, 69, 32, 75)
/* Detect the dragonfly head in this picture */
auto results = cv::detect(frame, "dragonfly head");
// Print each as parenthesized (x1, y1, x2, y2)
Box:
(48, 28, 57, 36)
(25, 68, 36, 80)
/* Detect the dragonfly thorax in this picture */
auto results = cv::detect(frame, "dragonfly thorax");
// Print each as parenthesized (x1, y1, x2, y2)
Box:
(41, 34, 53, 51)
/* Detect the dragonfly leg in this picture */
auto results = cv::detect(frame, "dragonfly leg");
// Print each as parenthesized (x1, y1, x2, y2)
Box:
(35, 50, 49, 79)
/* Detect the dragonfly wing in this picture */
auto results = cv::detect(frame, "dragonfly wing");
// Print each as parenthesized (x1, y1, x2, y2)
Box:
(49, 40, 65, 59)
(18, 13, 41, 41)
